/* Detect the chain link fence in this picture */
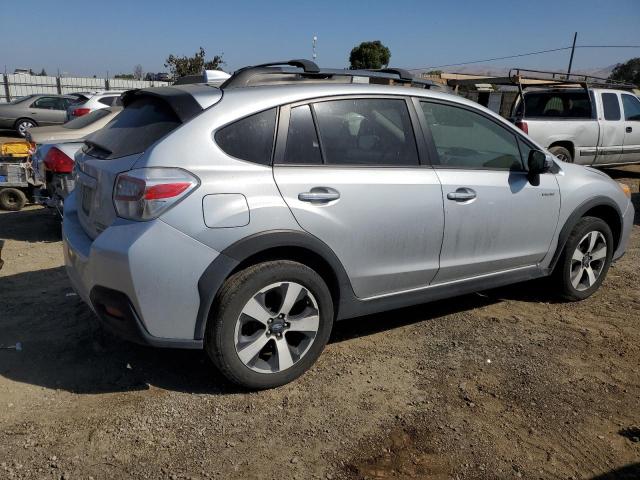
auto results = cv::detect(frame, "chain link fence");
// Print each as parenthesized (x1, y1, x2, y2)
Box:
(1, 73, 170, 102)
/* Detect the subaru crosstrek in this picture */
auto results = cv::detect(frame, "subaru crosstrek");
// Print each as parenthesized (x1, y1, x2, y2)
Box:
(63, 60, 634, 389)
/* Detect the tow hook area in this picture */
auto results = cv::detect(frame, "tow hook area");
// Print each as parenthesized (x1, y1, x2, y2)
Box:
(0, 239, 5, 271)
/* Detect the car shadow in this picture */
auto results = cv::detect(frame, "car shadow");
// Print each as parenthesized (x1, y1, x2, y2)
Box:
(1, 263, 567, 395)
(602, 166, 640, 180)
(0, 207, 61, 243)
(588, 463, 640, 480)
(0, 129, 22, 139)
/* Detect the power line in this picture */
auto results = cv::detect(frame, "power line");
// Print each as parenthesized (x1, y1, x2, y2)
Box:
(410, 44, 640, 71)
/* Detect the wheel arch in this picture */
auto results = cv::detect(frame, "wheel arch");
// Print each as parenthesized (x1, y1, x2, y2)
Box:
(548, 196, 622, 272)
(194, 230, 354, 340)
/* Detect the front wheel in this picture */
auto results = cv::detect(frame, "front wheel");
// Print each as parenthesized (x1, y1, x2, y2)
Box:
(206, 260, 334, 389)
(14, 118, 37, 137)
(555, 216, 613, 300)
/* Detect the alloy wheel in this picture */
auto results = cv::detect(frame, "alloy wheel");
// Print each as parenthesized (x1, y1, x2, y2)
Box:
(234, 282, 320, 373)
(17, 121, 34, 136)
(570, 231, 607, 291)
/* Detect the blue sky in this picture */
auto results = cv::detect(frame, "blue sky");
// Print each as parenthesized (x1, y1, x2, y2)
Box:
(1, 0, 639, 76)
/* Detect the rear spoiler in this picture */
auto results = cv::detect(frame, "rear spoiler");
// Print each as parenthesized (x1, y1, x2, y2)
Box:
(120, 88, 204, 123)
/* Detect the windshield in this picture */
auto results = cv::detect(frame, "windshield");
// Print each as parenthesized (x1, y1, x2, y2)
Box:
(63, 108, 117, 129)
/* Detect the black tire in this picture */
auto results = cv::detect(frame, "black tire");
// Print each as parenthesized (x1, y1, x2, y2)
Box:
(206, 260, 334, 390)
(0, 188, 27, 211)
(554, 216, 613, 301)
(14, 118, 37, 137)
(549, 145, 573, 163)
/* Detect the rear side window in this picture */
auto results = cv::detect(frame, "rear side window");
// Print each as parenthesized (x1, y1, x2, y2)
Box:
(283, 105, 322, 165)
(83, 96, 181, 159)
(98, 97, 115, 106)
(522, 92, 592, 118)
(312, 98, 419, 166)
(601, 93, 621, 121)
(621, 94, 640, 121)
(215, 108, 277, 165)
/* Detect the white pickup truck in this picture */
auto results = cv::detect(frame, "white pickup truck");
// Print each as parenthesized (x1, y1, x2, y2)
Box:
(512, 88, 640, 166)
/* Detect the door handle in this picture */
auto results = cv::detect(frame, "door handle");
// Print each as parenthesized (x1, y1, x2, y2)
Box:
(298, 187, 340, 204)
(626, 126, 633, 133)
(447, 188, 476, 202)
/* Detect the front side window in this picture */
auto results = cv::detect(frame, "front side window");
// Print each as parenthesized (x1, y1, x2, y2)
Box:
(283, 105, 322, 165)
(215, 108, 277, 165)
(312, 98, 419, 166)
(420, 101, 523, 170)
(601, 93, 621, 121)
(621, 94, 640, 121)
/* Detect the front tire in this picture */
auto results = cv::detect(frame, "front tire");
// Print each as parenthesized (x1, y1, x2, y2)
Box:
(0, 188, 27, 211)
(14, 118, 37, 137)
(206, 260, 334, 389)
(555, 216, 613, 301)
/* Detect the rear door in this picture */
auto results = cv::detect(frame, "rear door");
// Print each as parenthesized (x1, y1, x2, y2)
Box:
(273, 96, 444, 299)
(595, 92, 624, 164)
(29, 96, 68, 125)
(416, 99, 560, 283)
(620, 93, 640, 163)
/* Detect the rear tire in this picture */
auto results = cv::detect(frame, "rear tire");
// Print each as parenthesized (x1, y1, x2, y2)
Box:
(549, 145, 572, 163)
(205, 260, 334, 390)
(14, 118, 37, 137)
(0, 188, 27, 211)
(554, 216, 613, 301)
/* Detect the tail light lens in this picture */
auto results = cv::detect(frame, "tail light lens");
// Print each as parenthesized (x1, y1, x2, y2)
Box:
(515, 120, 528, 134)
(72, 108, 90, 117)
(43, 147, 74, 173)
(113, 168, 198, 221)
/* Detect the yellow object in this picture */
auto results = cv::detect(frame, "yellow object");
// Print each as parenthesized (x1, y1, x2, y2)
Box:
(1, 141, 33, 157)
(617, 182, 632, 199)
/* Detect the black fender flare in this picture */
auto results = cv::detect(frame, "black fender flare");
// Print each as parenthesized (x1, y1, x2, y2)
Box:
(547, 195, 623, 272)
(194, 230, 354, 340)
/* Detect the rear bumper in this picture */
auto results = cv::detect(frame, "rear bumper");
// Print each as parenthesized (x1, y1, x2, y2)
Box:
(613, 200, 634, 261)
(63, 192, 220, 348)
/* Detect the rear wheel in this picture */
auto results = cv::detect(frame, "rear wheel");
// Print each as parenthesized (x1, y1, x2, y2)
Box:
(206, 260, 334, 389)
(549, 145, 572, 163)
(0, 188, 27, 211)
(14, 118, 37, 137)
(555, 216, 613, 300)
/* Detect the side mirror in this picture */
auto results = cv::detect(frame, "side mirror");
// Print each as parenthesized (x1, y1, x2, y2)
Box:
(528, 150, 551, 175)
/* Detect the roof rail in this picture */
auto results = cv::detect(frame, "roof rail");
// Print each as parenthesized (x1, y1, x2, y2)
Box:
(446, 67, 637, 90)
(220, 59, 446, 90)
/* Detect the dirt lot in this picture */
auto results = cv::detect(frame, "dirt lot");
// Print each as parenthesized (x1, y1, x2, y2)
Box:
(1, 167, 639, 480)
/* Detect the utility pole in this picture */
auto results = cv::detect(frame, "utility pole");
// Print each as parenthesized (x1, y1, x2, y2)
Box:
(312, 35, 318, 61)
(567, 32, 577, 77)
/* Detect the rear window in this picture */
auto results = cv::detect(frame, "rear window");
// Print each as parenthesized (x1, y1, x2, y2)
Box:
(215, 108, 277, 165)
(83, 97, 181, 159)
(522, 92, 592, 119)
(63, 108, 113, 129)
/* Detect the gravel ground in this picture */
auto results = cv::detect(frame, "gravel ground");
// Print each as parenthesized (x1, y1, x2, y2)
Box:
(0, 166, 638, 480)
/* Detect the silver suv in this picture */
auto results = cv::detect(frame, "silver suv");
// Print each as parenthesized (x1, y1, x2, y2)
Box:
(63, 60, 634, 389)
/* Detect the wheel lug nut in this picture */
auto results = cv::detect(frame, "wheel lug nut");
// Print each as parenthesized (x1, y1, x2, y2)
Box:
(276, 333, 282, 338)
(267, 329, 271, 335)
(268, 319, 272, 324)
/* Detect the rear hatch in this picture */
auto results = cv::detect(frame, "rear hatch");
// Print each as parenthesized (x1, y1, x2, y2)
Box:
(74, 86, 218, 239)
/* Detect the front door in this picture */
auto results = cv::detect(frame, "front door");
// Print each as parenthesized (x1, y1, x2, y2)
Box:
(273, 97, 445, 299)
(620, 93, 640, 164)
(416, 99, 561, 284)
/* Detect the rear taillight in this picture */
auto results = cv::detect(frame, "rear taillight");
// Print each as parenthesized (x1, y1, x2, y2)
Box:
(43, 147, 74, 173)
(72, 108, 90, 117)
(113, 168, 198, 221)
(515, 120, 528, 134)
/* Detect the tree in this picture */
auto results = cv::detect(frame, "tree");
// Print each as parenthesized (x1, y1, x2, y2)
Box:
(133, 64, 143, 80)
(38, 68, 47, 76)
(144, 72, 155, 81)
(349, 41, 391, 70)
(164, 47, 224, 78)
(114, 73, 135, 79)
(609, 58, 640, 86)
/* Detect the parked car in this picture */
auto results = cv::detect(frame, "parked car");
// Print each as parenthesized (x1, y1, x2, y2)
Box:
(66, 90, 125, 121)
(0, 94, 81, 137)
(27, 106, 122, 214)
(63, 60, 634, 390)
(513, 87, 640, 166)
